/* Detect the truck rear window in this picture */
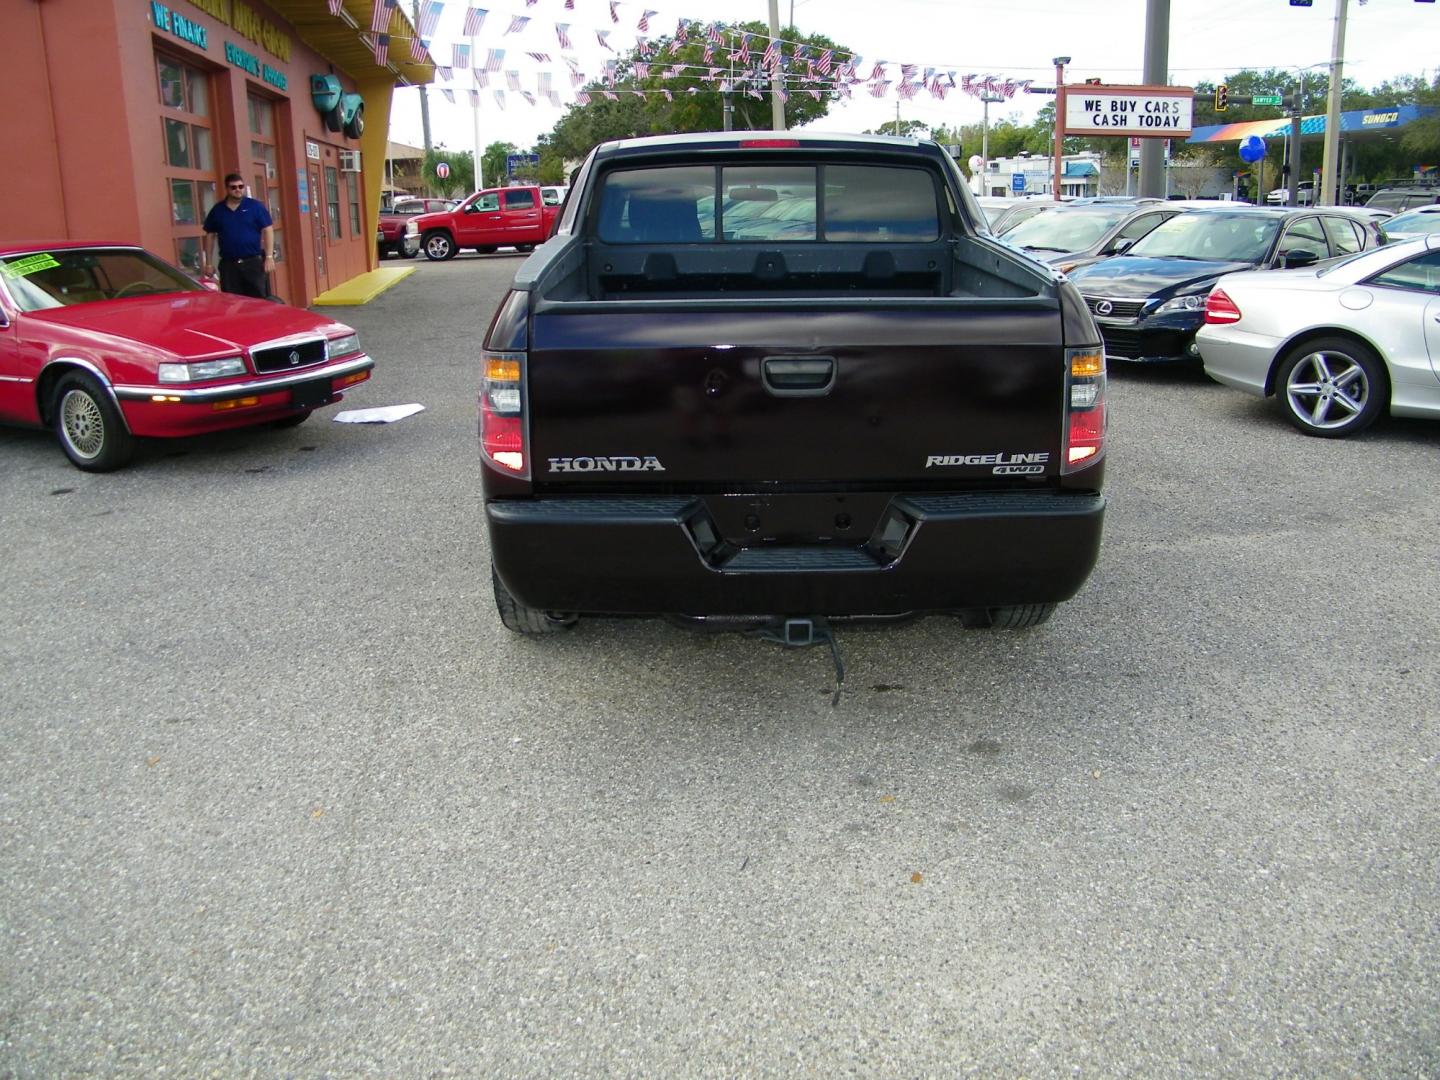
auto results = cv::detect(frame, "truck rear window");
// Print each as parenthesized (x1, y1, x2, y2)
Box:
(595, 164, 941, 244)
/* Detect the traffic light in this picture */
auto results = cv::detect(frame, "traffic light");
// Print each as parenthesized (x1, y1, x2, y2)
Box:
(1215, 84, 1229, 111)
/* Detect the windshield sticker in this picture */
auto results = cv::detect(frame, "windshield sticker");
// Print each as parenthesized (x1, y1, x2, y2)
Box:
(0, 253, 61, 279)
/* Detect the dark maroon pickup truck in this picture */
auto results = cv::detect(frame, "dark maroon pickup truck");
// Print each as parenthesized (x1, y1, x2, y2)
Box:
(479, 132, 1107, 643)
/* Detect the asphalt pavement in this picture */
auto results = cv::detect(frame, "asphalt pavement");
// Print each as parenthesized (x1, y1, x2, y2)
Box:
(1, 251, 1437, 1077)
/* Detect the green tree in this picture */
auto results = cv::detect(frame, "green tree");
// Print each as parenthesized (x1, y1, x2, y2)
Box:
(481, 141, 518, 188)
(545, 22, 857, 162)
(868, 119, 929, 138)
(422, 147, 475, 197)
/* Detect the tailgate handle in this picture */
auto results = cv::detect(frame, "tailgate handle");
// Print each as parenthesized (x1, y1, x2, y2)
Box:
(762, 356, 836, 397)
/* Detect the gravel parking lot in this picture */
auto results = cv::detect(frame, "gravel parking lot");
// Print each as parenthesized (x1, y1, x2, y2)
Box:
(2, 253, 1437, 1077)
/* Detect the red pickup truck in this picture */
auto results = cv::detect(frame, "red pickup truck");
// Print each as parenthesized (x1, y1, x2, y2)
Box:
(412, 185, 560, 260)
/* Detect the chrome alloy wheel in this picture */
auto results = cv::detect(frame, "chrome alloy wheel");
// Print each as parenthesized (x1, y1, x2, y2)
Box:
(60, 387, 106, 460)
(1284, 349, 1369, 431)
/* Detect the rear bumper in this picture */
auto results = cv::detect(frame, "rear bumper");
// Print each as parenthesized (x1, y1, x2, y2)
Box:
(487, 489, 1105, 617)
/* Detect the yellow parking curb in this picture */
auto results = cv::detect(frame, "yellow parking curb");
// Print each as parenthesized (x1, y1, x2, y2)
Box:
(311, 266, 416, 306)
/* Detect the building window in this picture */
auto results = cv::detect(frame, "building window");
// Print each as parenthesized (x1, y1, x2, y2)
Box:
(346, 171, 361, 235)
(157, 53, 216, 272)
(325, 166, 342, 240)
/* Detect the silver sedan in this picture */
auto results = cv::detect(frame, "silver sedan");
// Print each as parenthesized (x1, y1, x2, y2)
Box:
(1196, 234, 1440, 437)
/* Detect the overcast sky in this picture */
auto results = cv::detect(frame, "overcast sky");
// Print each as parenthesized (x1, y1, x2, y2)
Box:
(385, 0, 1437, 163)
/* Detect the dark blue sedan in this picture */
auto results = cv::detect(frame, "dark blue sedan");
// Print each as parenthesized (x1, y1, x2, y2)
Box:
(1066, 206, 1381, 363)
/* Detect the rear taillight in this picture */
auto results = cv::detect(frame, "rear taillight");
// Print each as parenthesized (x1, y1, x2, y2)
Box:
(1205, 288, 1242, 324)
(481, 350, 528, 477)
(1062, 346, 1106, 474)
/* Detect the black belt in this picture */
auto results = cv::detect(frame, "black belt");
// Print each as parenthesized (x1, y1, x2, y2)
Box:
(220, 255, 264, 262)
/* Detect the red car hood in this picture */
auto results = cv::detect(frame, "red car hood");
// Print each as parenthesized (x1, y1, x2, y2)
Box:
(25, 293, 351, 358)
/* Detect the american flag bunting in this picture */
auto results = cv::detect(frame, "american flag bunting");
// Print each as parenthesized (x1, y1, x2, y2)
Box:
(417, 0, 442, 36)
(462, 7, 486, 35)
(452, 43, 470, 68)
(556, 23, 572, 49)
(372, 32, 390, 64)
(505, 15, 529, 34)
(370, 0, 394, 33)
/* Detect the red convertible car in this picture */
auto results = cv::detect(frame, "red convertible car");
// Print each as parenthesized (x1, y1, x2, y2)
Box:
(0, 242, 374, 471)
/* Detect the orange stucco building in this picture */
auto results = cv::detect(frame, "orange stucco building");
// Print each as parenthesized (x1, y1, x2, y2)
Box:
(5, 0, 434, 304)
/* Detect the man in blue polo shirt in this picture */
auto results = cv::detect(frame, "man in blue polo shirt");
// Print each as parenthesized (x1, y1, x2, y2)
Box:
(201, 173, 275, 298)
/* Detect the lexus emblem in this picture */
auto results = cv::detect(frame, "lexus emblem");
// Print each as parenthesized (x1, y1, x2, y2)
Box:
(1095, 300, 1113, 316)
(288, 350, 301, 366)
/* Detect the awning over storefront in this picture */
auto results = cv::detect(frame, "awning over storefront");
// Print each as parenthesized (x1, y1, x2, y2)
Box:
(266, 0, 435, 85)
(1187, 104, 1436, 145)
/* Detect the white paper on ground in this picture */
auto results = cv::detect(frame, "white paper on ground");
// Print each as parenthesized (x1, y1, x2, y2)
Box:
(332, 404, 426, 424)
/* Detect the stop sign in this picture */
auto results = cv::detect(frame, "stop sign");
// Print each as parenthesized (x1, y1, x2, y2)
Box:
(436, 162, 450, 179)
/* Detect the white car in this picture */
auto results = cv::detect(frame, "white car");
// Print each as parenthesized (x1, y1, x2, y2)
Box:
(1196, 234, 1440, 437)
(1380, 205, 1440, 242)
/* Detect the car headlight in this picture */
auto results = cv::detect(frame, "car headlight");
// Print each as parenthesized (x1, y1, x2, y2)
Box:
(327, 333, 361, 358)
(157, 357, 247, 383)
(405, 220, 420, 236)
(1155, 294, 1207, 314)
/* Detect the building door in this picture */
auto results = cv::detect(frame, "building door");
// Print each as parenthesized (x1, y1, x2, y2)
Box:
(247, 94, 287, 302)
(308, 161, 329, 293)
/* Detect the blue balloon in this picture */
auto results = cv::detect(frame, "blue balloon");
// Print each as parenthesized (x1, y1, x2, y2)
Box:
(1238, 135, 1267, 164)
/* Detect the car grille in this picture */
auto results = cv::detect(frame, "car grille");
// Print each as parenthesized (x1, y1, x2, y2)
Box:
(1098, 326, 1190, 361)
(1083, 296, 1147, 319)
(251, 338, 328, 374)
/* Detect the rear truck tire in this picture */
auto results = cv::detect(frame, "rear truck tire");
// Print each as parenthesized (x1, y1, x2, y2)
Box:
(514, 243, 535, 253)
(492, 564, 578, 635)
(1274, 335, 1386, 438)
(476, 245, 498, 255)
(272, 409, 312, 429)
(52, 372, 135, 472)
(959, 604, 1056, 630)
(422, 231, 456, 261)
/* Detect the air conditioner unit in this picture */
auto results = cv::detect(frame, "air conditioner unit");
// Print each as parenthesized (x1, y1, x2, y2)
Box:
(339, 149, 362, 172)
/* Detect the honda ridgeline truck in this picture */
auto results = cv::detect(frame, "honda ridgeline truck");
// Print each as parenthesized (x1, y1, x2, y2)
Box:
(479, 132, 1107, 636)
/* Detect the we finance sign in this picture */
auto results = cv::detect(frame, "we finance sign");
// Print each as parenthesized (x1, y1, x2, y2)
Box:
(1063, 85, 1193, 139)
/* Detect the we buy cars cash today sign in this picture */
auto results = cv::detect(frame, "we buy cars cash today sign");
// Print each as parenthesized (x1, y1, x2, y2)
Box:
(1062, 84, 1193, 139)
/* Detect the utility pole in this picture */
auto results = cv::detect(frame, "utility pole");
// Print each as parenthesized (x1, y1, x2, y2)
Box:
(1320, 0, 1347, 206)
(412, 0, 432, 153)
(981, 92, 1004, 183)
(1052, 57, 1069, 201)
(1288, 70, 1305, 208)
(768, 0, 785, 130)
(1137, 0, 1169, 198)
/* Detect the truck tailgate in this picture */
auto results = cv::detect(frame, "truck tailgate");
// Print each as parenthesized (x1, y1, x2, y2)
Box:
(528, 303, 1065, 487)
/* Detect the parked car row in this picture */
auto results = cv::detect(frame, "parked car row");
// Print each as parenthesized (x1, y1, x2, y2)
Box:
(993, 192, 1438, 440)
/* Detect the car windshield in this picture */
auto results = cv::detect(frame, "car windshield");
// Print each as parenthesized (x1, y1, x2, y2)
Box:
(1002, 207, 1130, 253)
(1382, 209, 1440, 236)
(1126, 212, 1281, 262)
(0, 248, 202, 312)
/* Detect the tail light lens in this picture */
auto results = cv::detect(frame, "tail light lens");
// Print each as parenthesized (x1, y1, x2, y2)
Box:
(481, 350, 528, 477)
(1062, 346, 1107, 474)
(1205, 288, 1242, 324)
